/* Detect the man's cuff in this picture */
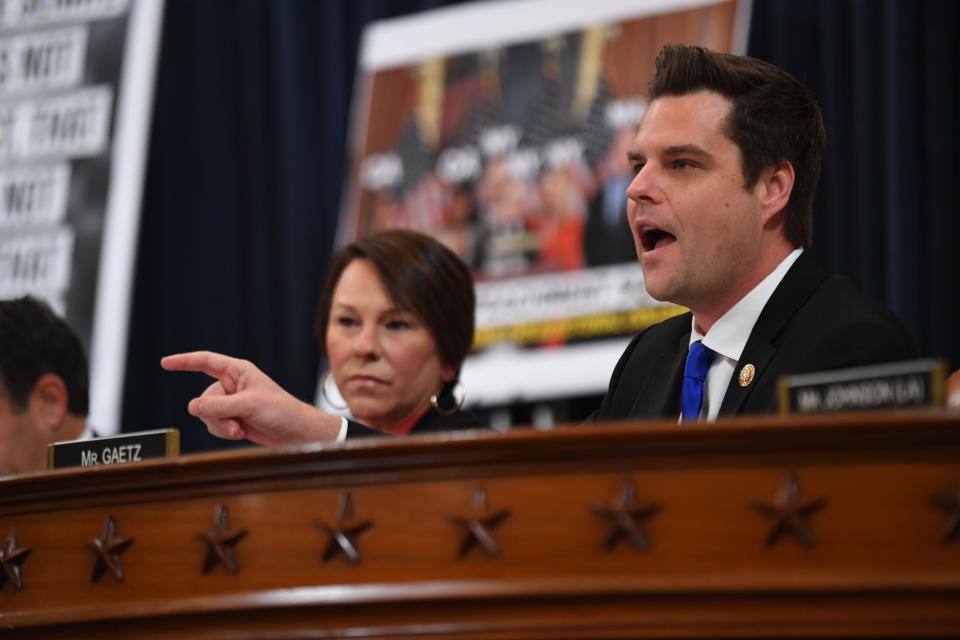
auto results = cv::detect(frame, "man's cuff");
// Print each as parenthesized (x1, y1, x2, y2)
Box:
(336, 416, 349, 444)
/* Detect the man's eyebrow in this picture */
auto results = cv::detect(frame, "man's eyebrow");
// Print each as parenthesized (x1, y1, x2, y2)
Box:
(663, 144, 712, 159)
(626, 146, 712, 163)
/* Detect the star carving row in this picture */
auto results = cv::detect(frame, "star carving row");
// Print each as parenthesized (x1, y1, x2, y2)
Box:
(2, 474, 959, 593)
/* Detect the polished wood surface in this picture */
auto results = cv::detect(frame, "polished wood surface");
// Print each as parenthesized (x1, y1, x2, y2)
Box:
(1, 410, 959, 638)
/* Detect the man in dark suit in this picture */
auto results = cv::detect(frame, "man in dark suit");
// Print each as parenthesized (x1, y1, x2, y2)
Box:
(594, 45, 913, 422)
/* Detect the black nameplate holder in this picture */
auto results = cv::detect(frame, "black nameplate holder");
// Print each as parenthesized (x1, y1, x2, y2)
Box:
(778, 359, 947, 415)
(47, 429, 180, 470)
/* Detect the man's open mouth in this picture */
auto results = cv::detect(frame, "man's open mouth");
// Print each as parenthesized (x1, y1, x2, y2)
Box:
(640, 226, 677, 252)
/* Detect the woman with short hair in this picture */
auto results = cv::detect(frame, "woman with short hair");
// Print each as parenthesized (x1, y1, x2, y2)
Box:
(162, 230, 479, 445)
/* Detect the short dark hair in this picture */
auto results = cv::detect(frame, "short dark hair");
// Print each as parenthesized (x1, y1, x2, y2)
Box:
(648, 44, 825, 247)
(0, 296, 89, 415)
(316, 230, 476, 377)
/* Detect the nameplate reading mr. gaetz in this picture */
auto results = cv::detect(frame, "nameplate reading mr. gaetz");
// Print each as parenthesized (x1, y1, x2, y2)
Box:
(48, 429, 180, 470)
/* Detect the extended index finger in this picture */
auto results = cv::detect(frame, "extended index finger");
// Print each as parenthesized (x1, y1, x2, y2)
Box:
(160, 351, 240, 379)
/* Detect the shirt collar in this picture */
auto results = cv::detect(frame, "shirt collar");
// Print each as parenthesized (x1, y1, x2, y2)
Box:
(690, 248, 803, 361)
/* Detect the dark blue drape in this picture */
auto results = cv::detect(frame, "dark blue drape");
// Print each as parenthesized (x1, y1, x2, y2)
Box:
(749, 0, 959, 376)
(123, 0, 959, 451)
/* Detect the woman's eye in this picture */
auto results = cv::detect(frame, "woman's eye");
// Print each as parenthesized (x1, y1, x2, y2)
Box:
(336, 316, 358, 327)
(386, 320, 411, 330)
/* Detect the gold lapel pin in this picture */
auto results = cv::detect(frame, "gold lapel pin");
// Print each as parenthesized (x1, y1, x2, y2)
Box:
(738, 364, 756, 387)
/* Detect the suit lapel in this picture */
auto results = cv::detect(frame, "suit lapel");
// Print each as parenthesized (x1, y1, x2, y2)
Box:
(718, 337, 775, 415)
(630, 329, 689, 419)
(718, 251, 825, 416)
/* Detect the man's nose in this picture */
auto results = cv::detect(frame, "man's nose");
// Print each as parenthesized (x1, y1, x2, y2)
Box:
(626, 165, 660, 204)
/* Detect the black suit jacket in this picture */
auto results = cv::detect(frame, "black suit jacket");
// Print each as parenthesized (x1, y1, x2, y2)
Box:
(595, 251, 916, 420)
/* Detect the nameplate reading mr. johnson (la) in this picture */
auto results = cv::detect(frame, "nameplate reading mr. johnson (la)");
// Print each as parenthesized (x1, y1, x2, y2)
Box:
(778, 359, 946, 415)
(48, 429, 180, 470)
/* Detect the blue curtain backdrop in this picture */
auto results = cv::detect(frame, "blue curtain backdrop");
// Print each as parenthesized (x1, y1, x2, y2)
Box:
(122, 0, 959, 451)
(749, 0, 959, 380)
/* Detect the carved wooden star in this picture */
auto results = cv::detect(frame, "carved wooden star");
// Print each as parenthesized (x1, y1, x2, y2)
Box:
(318, 490, 373, 565)
(198, 504, 247, 574)
(88, 515, 134, 583)
(591, 477, 661, 552)
(931, 487, 960, 544)
(0, 530, 31, 592)
(447, 486, 511, 559)
(751, 470, 826, 548)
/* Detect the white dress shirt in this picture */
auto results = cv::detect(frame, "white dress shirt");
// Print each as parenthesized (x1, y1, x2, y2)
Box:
(688, 248, 803, 421)
(336, 416, 349, 443)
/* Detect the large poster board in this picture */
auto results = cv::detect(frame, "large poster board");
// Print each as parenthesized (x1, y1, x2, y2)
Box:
(0, 0, 164, 434)
(340, 0, 749, 407)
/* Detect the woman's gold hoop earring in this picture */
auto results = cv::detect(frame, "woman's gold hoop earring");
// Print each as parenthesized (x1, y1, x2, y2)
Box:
(431, 380, 465, 416)
(321, 372, 348, 410)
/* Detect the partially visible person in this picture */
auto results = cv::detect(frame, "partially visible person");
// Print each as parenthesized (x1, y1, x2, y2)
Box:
(474, 156, 541, 277)
(535, 165, 586, 272)
(0, 296, 90, 475)
(162, 230, 480, 445)
(584, 125, 642, 267)
(437, 183, 482, 269)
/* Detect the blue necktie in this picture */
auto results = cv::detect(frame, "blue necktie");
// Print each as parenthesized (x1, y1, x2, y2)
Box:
(681, 341, 715, 422)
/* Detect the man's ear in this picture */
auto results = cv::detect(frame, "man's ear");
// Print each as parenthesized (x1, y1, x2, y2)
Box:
(758, 161, 795, 225)
(28, 373, 69, 437)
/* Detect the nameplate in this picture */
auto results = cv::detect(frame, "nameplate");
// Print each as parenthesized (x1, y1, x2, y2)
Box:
(778, 359, 947, 415)
(47, 429, 180, 470)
